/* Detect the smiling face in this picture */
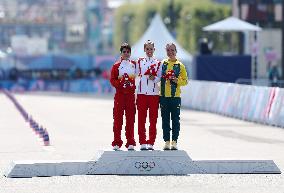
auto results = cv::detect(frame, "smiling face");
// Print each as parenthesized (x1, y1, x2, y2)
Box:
(144, 43, 155, 58)
(166, 44, 177, 61)
(120, 48, 131, 60)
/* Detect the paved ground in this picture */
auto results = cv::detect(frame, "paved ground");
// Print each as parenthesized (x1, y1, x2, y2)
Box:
(0, 92, 284, 193)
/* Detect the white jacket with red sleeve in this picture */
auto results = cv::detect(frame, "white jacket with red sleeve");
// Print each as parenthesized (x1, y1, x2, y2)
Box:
(136, 57, 162, 96)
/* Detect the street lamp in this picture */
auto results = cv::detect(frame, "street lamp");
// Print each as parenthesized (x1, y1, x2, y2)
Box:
(122, 15, 130, 42)
(166, 0, 176, 38)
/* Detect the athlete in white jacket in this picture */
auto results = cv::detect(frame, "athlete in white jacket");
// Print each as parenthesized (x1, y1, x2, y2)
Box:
(136, 40, 162, 150)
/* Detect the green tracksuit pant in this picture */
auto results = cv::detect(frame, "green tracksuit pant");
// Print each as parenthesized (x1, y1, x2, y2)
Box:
(160, 96, 181, 142)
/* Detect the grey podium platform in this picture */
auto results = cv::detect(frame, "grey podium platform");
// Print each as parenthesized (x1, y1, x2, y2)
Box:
(4, 150, 281, 178)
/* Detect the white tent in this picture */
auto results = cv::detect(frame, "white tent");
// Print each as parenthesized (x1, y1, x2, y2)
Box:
(203, 17, 262, 32)
(203, 16, 262, 55)
(131, 14, 192, 65)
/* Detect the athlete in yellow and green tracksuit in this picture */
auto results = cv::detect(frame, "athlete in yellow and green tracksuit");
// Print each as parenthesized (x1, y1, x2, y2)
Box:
(160, 57, 188, 149)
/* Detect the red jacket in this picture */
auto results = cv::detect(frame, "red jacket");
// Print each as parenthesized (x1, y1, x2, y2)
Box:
(110, 59, 137, 94)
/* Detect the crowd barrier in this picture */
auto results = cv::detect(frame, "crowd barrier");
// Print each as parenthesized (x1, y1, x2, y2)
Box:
(181, 80, 284, 128)
(1, 89, 50, 146)
(0, 78, 114, 93)
(3, 54, 116, 70)
(2, 79, 283, 128)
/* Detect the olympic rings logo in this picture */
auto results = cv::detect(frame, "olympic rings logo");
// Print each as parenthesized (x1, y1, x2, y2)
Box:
(134, 161, 156, 171)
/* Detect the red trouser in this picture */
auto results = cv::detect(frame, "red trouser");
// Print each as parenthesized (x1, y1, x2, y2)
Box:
(112, 92, 136, 148)
(136, 94, 159, 145)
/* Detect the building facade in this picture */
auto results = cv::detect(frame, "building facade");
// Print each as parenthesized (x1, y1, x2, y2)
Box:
(232, 0, 283, 80)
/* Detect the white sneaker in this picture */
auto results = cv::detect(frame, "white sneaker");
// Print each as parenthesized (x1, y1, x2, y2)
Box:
(163, 141, 170, 150)
(113, 145, 120, 151)
(147, 144, 154, 150)
(140, 144, 147, 150)
(128, 145, 135, 151)
(171, 141, 178, 150)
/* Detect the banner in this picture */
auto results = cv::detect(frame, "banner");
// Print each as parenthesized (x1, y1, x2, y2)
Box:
(182, 80, 284, 128)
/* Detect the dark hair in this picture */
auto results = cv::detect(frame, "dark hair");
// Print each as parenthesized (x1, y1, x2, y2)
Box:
(120, 43, 131, 53)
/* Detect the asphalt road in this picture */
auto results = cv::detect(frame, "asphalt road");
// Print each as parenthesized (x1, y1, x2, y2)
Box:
(0, 92, 284, 193)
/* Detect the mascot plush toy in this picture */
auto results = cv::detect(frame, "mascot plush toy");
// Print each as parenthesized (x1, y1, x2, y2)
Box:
(121, 73, 134, 89)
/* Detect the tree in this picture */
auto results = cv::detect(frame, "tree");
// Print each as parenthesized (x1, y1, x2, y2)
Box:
(113, 0, 231, 54)
(178, 3, 231, 53)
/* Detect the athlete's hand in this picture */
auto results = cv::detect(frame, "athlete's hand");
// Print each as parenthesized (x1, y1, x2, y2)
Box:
(171, 77, 178, 83)
(149, 74, 155, 80)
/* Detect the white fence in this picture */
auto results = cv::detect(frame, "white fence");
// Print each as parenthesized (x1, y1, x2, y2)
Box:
(181, 80, 284, 128)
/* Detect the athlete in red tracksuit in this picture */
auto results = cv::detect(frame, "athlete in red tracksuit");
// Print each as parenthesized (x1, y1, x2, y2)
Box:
(136, 40, 162, 150)
(110, 43, 136, 151)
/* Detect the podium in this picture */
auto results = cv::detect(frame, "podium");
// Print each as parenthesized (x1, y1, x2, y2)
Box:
(4, 150, 281, 178)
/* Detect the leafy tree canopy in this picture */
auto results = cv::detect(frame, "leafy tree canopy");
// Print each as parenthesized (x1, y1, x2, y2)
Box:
(114, 0, 231, 54)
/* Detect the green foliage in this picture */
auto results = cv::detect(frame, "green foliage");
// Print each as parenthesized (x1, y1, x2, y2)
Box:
(113, 0, 231, 54)
(178, 3, 231, 53)
(131, 2, 159, 45)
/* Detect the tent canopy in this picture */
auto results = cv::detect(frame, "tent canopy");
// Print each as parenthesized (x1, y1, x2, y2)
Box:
(131, 14, 192, 64)
(203, 17, 262, 32)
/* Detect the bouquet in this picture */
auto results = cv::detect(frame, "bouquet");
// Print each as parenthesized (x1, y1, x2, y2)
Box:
(121, 73, 134, 88)
(162, 70, 175, 80)
(144, 64, 157, 77)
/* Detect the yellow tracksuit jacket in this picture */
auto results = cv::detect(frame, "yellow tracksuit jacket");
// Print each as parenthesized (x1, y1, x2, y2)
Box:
(160, 59, 188, 97)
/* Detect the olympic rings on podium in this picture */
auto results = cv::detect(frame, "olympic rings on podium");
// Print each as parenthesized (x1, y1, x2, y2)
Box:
(134, 161, 156, 171)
